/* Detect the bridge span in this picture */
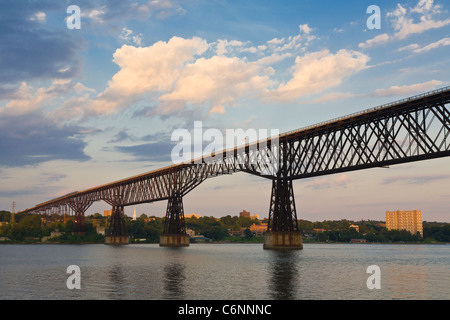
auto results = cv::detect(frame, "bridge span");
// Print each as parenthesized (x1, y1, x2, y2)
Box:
(18, 86, 450, 248)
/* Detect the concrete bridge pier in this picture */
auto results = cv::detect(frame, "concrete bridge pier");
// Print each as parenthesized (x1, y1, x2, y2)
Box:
(263, 231, 303, 249)
(160, 234, 190, 247)
(264, 178, 303, 250)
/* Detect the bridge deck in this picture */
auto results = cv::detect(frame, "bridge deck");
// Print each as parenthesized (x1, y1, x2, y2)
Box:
(19, 86, 450, 213)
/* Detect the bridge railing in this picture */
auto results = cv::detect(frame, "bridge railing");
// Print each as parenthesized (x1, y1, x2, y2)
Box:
(283, 85, 450, 136)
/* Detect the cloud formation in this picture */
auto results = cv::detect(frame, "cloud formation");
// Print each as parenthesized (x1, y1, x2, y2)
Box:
(273, 49, 369, 101)
(359, 0, 450, 49)
(66, 26, 368, 119)
(382, 174, 450, 185)
(371, 80, 443, 97)
(0, 2, 83, 89)
(0, 107, 90, 167)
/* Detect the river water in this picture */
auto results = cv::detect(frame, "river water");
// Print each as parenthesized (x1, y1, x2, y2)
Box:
(0, 243, 448, 300)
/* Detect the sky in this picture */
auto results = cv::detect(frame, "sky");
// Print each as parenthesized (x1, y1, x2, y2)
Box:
(1, 0, 450, 222)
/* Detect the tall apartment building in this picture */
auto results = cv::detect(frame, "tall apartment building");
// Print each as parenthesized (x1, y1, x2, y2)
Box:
(386, 210, 423, 237)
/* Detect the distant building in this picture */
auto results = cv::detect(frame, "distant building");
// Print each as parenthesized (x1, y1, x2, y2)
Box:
(386, 210, 423, 237)
(104, 209, 112, 217)
(190, 235, 211, 242)
(228, 229, 244, 237)
(240, 210, 251, 218)
(249, 223, 267, 236)
(185, 213, 201, 219)
(41, 231, 63, 242)
(349, 224, 359, 232)
(350, 239, 367, 243)
(96, 226, 106, 235)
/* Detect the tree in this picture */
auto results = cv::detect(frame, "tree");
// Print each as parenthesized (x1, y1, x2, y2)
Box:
(10, 214, 42, 241)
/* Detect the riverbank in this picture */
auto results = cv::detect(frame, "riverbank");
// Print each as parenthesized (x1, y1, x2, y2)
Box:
(2, 239, 448, 245)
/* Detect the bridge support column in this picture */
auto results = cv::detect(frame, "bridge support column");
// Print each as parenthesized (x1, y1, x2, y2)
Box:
(264, 179, 302, 249)
(160, 193, 189, 247)
(105, 205, 129, 245)
(73, 210, 86, 234)
(68, 199, 93, 235)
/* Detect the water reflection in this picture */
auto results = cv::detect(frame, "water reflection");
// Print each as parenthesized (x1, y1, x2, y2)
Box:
(162, 248, 187, 299)
(163, 262, 186, 299)
(107, 264, 127, 300)
(267, 250, 301, 300)
(2, 244, 448, 300)
(386, 265, 427, 299)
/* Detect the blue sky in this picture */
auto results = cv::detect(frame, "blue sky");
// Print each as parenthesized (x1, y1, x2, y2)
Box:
(1, 0, 450, 222)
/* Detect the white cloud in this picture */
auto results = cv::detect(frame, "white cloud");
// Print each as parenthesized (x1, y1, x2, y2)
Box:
(82, 6, 106, 24)
(267, 37, 285, 45)
(215, 39, 244, 56)
(273, 49, 370, 101)
(396, 43, 420, 52)
(359, 0, 450, 50)
(29, 11, 46, 23)
(119, 27, 144, 46)
(132, 34, 144, 46)
(4, 82, 48, 115)
(4, 79, 96, 122)
(359, 33, 390, 49)
(411, 0, 442, 15)
(65, 30, 369, 118)
(372, 80, 443, 97)
(45, 24, 369, 120)
(388, 0, 450, 40)
(255, 53, 292, 66)
(119, 27, 133, 41)
(413, 37, 450, 53)
(157, 55, 273, 114)
(306, 174, 353, 190)
(78, 37, 210, 117)
(299, 24, 312, 35)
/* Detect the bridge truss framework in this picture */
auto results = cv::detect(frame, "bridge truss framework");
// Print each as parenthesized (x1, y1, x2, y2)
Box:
(18, 86, 450, 248)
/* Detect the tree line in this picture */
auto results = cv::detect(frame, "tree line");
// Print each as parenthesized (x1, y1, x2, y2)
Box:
(1, 210, 449, 243)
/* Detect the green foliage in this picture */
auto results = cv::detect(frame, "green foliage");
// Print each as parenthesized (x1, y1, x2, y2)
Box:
(306, 220, 450, 243)
(0, 210, 11, 222)
(423, 222, 450, 242)
(1, 210, 449, 244)
(186, 216, 229, 240)
(244, 228, 253, 239)
(11, 214, 42, 241)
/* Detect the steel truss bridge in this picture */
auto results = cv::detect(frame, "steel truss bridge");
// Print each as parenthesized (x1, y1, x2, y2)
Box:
(18, 86, 450, 244)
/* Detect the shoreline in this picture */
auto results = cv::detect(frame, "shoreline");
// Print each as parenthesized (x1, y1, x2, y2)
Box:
(1, 240, 448, 245)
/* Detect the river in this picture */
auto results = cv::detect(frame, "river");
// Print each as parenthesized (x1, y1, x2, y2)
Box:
(0, 243, 448, 300)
